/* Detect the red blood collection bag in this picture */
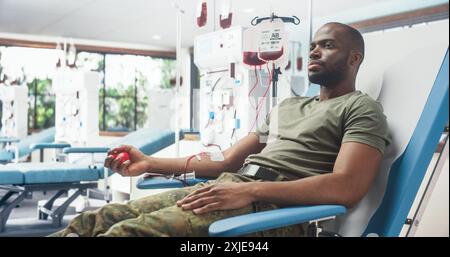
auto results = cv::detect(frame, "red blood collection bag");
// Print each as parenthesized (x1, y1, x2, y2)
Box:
(219, 0, 232, 29)
(196, 0, 208, 28)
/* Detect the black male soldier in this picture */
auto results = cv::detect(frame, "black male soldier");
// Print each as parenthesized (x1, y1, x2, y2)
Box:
(51, 22, 390, 237)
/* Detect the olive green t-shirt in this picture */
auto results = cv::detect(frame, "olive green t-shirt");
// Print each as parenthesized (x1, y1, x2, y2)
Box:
(245, 90, 391, 179)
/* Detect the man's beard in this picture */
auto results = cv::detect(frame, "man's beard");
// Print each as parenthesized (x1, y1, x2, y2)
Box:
(308, 58, 348, 87)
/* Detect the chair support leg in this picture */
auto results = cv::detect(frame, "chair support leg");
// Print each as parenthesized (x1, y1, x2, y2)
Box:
(39, 190, 67, 220)
(50, 188, 84, 227)
(0, 191, 27, 233)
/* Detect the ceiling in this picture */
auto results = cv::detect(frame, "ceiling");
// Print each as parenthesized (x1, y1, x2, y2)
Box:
(0, 0, 421, 49)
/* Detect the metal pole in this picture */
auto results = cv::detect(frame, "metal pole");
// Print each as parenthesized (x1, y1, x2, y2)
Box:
(173, 2, 184, 157)
(63, 39, 67, 69)
(33, 79, 37, 129)
(306, 0, 313, 88)
(134, 69, 138, 131)
(213, 0, 216, 32)
(102, 53, 106, 131)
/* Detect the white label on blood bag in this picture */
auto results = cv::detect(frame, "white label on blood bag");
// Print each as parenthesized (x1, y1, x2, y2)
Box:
(257, 20, 286, 54)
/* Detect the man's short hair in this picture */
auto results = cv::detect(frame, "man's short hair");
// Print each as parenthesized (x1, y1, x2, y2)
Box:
(325, 22, 365, 62)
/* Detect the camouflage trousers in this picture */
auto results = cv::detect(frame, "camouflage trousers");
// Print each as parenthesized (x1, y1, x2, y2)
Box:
(49, 172, 306, 237)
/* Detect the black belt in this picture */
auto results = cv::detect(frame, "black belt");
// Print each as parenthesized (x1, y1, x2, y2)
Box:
(237, 164, 290, 182)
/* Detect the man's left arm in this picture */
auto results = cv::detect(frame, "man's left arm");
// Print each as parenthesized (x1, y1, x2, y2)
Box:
(178, 142, 382, 214)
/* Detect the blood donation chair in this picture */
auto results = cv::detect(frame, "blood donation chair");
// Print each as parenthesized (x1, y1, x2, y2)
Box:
(208, 48, 449, 237)
(0, 127, 55, 163)
(134, 46, 449, 236)
(0, 129, 183, 232)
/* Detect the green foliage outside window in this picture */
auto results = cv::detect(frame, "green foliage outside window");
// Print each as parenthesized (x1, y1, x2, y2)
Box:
(27, 78, 55, 130)
(1, 47, 175, 133)
(100, 70, 149, 131)
(160, 59, 176, 89)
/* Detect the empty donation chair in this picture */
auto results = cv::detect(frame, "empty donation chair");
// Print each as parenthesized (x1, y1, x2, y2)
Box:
(0, 127, 55, 163)
(0, 129, 182, 232)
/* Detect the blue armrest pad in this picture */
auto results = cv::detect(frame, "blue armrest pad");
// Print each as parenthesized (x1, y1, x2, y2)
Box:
(63, 147, 110, 154)
(112, 129, 183, 156)
(30, 143, 71, 151)
(0, 137, 20, 143)
(209, 205, 347, 237)
(136, 176, 209, 189)
(18, 127, 55, 157)
(0, 151, 15, 162)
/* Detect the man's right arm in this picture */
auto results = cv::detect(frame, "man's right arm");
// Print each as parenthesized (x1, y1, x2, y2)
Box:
(106, 133, 266, 178)
(149, 133, 266, 178)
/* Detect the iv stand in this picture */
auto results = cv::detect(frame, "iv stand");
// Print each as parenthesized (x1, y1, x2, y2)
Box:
(307, 0, 313, 88)
(251, 13, 301, 26)
(173, 2, 184, 158)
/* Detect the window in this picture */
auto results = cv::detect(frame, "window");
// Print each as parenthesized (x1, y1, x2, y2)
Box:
(100, 54, 175, 131)
(75, 52, 176, 132)
(28, 77, 55, 130)
(0, 46, 57, 131)
(0, 44, 175, 133)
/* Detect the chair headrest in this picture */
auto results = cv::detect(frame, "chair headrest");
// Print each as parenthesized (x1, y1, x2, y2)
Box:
(356, 65, 384, 100)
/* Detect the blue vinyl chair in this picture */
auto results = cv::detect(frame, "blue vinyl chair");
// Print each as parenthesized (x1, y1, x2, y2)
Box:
(0, 127, 55, 163)
(208, 48, 449, 237)
(0, 129, 183, 232)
